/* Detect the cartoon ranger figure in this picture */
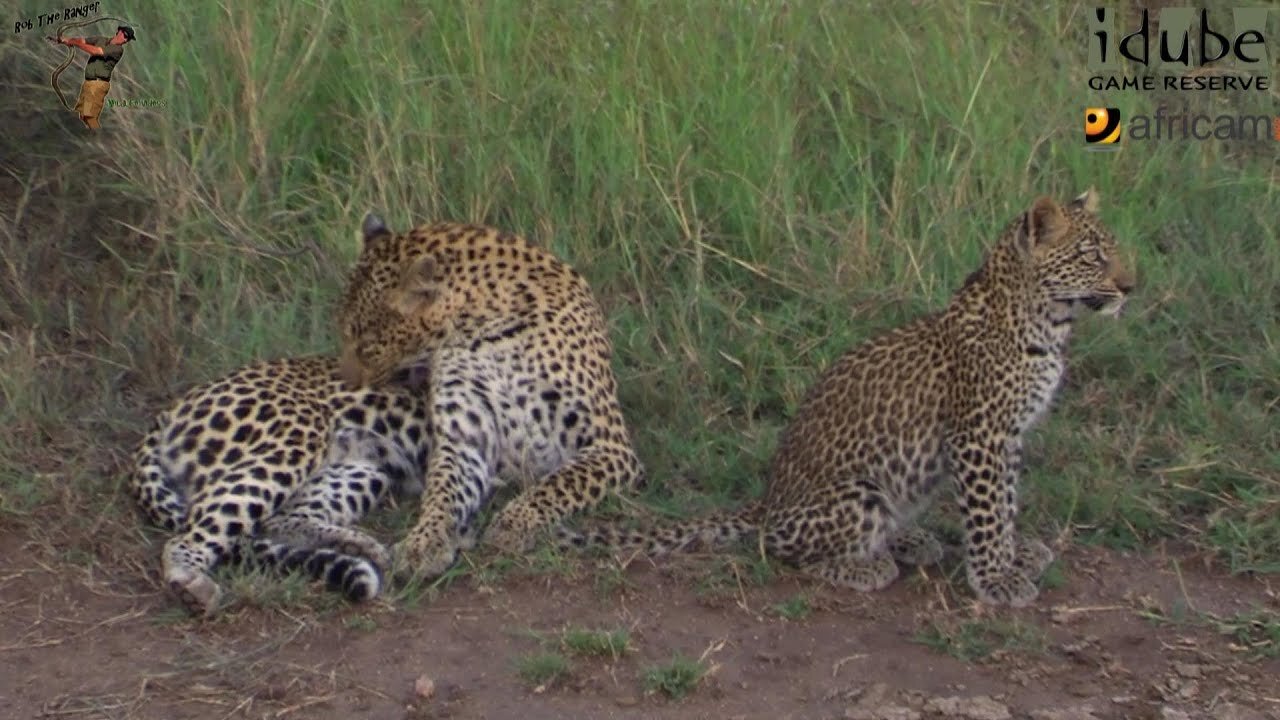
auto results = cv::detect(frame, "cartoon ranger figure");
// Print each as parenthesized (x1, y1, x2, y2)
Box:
(47, 25, 136, 130)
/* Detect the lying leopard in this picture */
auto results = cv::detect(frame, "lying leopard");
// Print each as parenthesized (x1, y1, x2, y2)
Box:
(129, 356, 433, 615)
(559, 189, 1136, 607)
(248, 422, 424, 601)
(335, 214, 645, 580)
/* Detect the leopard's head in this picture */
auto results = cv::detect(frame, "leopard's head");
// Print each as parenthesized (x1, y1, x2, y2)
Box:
(337, 213, 451, 388)
(1016, 188, 1136, 317)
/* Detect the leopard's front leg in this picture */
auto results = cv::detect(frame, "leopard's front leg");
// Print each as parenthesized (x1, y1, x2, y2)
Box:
(948, 433, 1040, 607)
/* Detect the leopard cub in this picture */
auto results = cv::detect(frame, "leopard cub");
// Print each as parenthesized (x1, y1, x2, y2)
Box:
(560, 189, 1135, 607)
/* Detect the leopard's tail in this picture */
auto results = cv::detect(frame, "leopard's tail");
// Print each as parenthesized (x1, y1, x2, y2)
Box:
(555, 502, 764, 557)
(247, 537, 384, 603)
(129, 415, 190, 533)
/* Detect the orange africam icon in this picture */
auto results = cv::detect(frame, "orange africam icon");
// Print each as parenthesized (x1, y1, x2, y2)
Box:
(1084, 107, 1121, 145)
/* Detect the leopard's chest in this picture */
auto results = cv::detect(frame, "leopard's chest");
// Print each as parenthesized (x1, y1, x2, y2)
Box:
(489, 379, 579, 485)
(1014, 325, 1071, 435)
(1020, 357, 1065, 431)
(434, 341, 584, 486)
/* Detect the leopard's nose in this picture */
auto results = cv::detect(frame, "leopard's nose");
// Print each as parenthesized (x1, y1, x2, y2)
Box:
(1115, 270, 1136, 295)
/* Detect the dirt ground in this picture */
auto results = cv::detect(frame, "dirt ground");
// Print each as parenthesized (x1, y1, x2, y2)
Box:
(0, 68, 1276, 720)
(1, 521, 1276, 720)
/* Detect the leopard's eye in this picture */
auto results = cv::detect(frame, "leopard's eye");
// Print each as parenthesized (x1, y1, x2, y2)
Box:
(1075, 243, 1103, 263)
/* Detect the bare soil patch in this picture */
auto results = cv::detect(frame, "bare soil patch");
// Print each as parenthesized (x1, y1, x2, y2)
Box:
(1, 521, 1276, 720)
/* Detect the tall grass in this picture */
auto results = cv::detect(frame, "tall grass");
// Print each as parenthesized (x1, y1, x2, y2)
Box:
(1, 0, 1276, 574)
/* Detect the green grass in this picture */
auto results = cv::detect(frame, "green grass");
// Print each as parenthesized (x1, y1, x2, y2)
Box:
(642, 654, 708, 700)
(693, 553, 778, 600)
(511, 626, 631, 690)
(1215, 610, 1280, 659)
(218, 564, 339, 614)
(770, 594, 813, 621)
(1039, 561, 1068, 591)
(515, 651, 572, 688)
(1140, 600, 1280, 660)
(343, 615, 378, 632)
(0, 0, 1276, 616)
(914, 619, 1048, 662)
(561, 627, 631, 659)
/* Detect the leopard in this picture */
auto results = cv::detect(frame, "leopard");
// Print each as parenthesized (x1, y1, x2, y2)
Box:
(335, 213, 644, 581)
(129, 355, 434, 615)
(557, 189, 1136, 608)
(248, 422, 425, 601)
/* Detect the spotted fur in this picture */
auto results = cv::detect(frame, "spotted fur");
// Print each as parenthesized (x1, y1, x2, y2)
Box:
(336, 215, 644, 580)
(559, 189, 1136, 607)
(130, 356, 432, 615)
(246, 423, 424, 603)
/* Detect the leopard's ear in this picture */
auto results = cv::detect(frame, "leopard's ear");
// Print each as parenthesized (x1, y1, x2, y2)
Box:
(360, 212, 391, 249)
(1016, 196, 1070, 256)
(1067, 187, 1100, 214)
(390, 254, 442, 316)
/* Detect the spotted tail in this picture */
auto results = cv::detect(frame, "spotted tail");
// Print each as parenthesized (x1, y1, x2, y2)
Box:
(555, 502, 763, 557)
(247, 537, 384, 603)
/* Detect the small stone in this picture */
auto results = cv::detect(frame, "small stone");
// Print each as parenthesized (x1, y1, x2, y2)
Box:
(413, 674, 436, 700)
(1029, 705, 1100, 720)
(1213, 703, 1267, 720)
(1172, 662, 1203, 679)
(844, 684, 919, 720)
(923, 695, 1012, 720)
(1068, 681, 1102, 698)
(861, 683, 891, 705)
(1060, 640, 1092, 655)
(1160, 708, 1192, 720)
(844, 706, 920, 720)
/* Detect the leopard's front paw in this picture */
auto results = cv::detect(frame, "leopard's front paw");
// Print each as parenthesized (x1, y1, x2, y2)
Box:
(483, 505, 544, 554)
(888, 527, 944, 567)
(1013, 537, 1055, 579)
(331, 531, 393, 571)
(391, 525, 460, 582)
(968, 569, 1040, 608)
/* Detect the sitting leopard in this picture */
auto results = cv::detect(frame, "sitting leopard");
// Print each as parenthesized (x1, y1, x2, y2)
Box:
(248, 423, 425, 601)
(558, 189, 1135, 607)
(130, 355, 433, 615)
(335, 214, 645, 580)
